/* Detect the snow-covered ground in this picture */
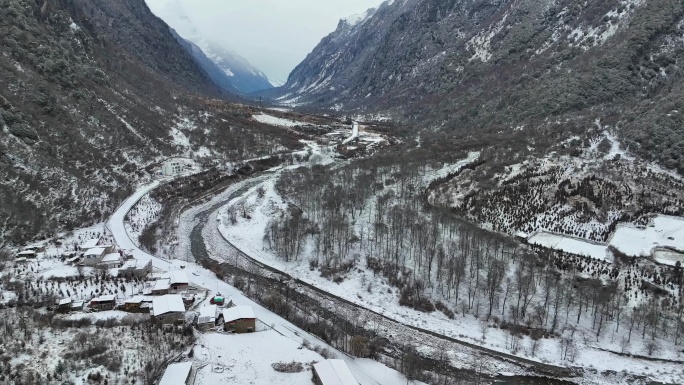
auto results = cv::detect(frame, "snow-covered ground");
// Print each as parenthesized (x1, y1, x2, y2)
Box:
(528, 232, 610, 261)
(527, 215, 684, 266)
(253, 113, 308, 127)
(609, 215, 684, 260)
(193, 331, 323, 385)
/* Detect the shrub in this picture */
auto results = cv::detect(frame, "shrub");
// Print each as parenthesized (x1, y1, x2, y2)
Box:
(271, 361, 304, 373)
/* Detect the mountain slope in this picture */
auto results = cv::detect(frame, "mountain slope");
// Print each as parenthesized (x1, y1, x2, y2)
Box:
(272, 0, 684, 173)
(148, 0, 273, 94)
(0, 0, 295, 244)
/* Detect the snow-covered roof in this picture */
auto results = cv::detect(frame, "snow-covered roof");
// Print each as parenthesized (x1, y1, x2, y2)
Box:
(58, 298, 72, 306)
(198, 305, 217, 324)
(124, 296, 151, 304)
(100, 253, 122, 263)
(152, 295, 185, 316)
(313, 359, 359, 385)
(169, 271, 188, 285)
(17, 250, 36, 256)
(222, 306, 255, 322)
(80, 238, 100, 250)
(158, 362, 192, 385)
(153, 279, 171, 291)
(84, 247, 106, 257)
(71, 300, 84, 308)
(92, 295, 116, 302)
(122, 258, 150, 269)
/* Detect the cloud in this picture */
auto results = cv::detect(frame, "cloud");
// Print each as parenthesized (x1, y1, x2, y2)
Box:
(146, 0, 384, 85)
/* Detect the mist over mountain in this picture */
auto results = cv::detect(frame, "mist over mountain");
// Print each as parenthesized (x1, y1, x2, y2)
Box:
(149, 0, 274, 93)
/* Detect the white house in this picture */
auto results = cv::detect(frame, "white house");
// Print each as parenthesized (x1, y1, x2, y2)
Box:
(82, 247, 107, 266)
(197, 304, 217, 330)
(99, 253, 123, 268)
(162, 161, 183, 176)
(159, 362, 193, 385)
(312, 360, 359, 385)
(151, 294, 185, 323)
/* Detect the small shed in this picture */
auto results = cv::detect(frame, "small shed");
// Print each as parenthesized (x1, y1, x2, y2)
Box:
(90, 295, 116, 311)
(222, 306, 256, 333)
(124, 296, 152, 312)
(17, 250, 37, 259)
(151, 295, 185, 324)
(312, 359, 359, 385)
(159, 362, 193, 385)
(197, 304, 217, 330)
(71, 300, 85, 311)
(56, 298, 72, 313)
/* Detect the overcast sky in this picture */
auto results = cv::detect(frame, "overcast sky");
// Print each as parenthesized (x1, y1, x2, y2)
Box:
(146, 0, 384, 85)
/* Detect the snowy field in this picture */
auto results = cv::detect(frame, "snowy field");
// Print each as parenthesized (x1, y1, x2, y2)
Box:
(609, 215, 684, 259)
(193, 331, 325, 385)
(528, 215, 684, 265)
(253, 113, 308, 127)
(528, 232, 610, 261)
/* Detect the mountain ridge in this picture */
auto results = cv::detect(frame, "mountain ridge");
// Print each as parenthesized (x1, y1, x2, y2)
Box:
(268, 0, 684, 174)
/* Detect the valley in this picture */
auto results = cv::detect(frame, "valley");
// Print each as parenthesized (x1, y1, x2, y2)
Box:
(2, 0, 684, 384)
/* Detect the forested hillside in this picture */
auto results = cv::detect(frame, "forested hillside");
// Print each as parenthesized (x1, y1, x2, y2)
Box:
(0, 0, 299, 244)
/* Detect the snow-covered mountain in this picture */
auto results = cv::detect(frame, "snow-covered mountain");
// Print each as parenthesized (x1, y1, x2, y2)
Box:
(268, 0, 684, 175)
(150, 0, 273, 94)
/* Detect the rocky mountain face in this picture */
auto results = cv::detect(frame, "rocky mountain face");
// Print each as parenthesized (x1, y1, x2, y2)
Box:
(149, 0, 273, 94)
(272, 0, 684, 173)
(0, 0, 295, 244)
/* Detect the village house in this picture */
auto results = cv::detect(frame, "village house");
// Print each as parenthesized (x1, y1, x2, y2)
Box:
(23, 245, 46, 252)
(221, 306, 256, 333)
(312, 359, 359, 385)
(151, 294, 186, 324)
(169, 271, 189, 293)
(99, 253, 124, 268)
(124, 296, 152, 312)
(81, 247, 107, 266)
(159, 362, 193, 385)
(197, 304, 217, 330)
(90, 295, 116, 311)
(119, 258, 152, 278)
(151, 279, 171, 295)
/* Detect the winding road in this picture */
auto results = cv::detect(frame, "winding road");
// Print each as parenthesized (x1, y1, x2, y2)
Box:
(106, 176, 412, 385)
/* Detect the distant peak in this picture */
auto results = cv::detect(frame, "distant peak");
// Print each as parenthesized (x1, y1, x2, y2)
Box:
(341, 7, 376, 27)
